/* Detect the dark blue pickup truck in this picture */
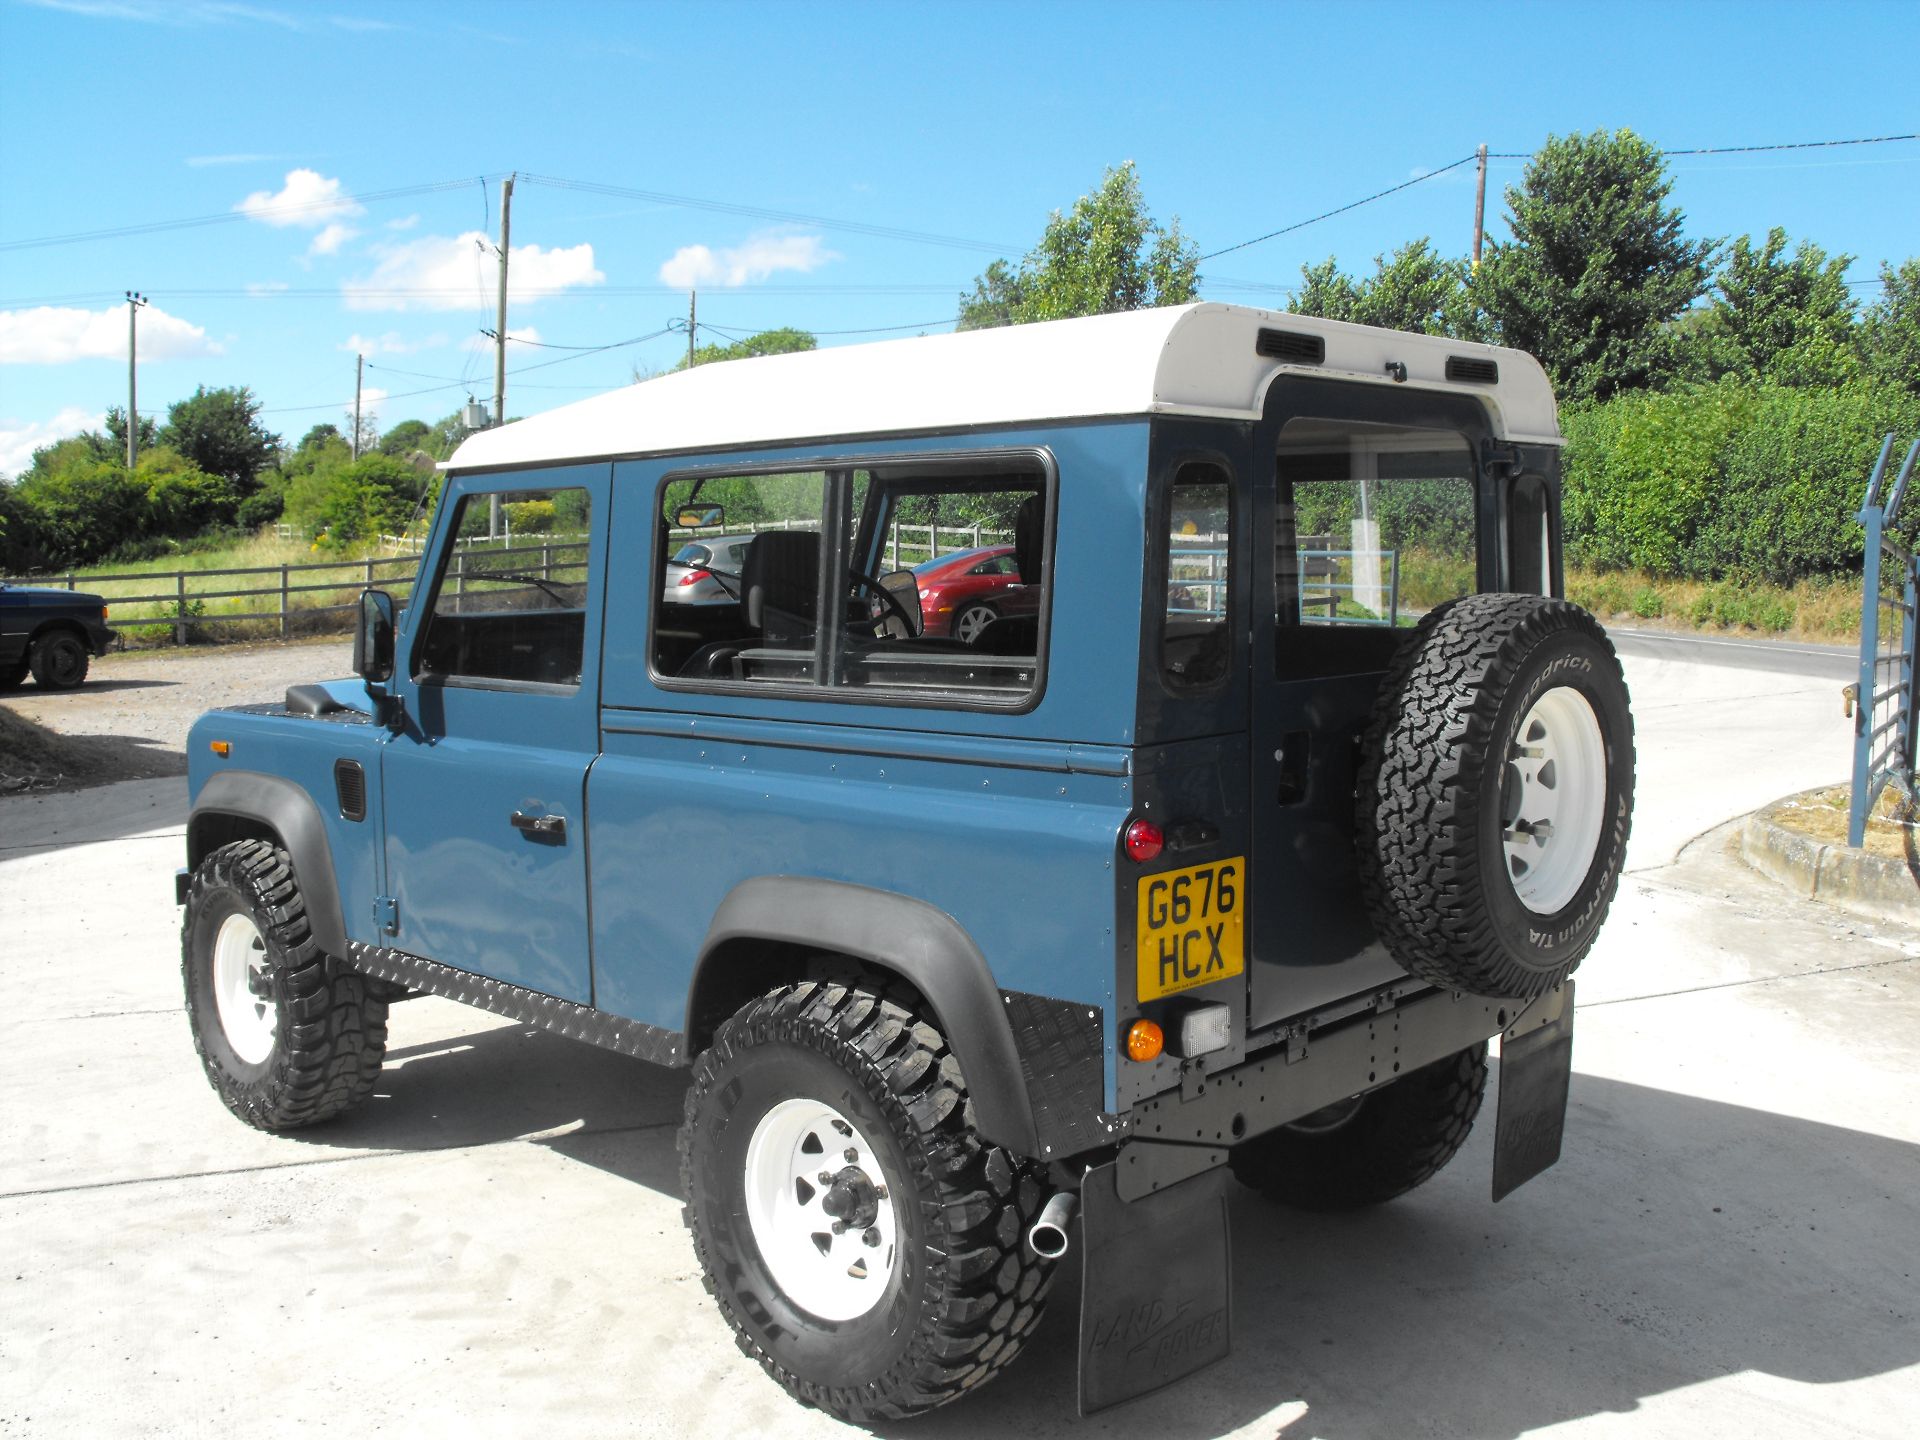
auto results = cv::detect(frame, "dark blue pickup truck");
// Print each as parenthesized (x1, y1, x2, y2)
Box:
(0, 582, 115, 689)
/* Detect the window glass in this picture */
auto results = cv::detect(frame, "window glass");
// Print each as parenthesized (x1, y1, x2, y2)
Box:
(415, 487, 592, 687)
(654, 472, 827, 684)
(1162, 462, 1232, 691)
(843, 474, 1045, 701)
(1276, 418, 1475, 636)
(653, 464, 1047, 706)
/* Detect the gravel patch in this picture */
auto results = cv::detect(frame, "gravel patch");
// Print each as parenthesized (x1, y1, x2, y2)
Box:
(0, 638, 352, 792)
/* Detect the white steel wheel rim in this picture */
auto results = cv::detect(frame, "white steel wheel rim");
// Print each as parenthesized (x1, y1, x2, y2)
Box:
(1502, 686, 1608, 915)
(743, 1098, 900, 1323)
(212, 912, 277, 1065)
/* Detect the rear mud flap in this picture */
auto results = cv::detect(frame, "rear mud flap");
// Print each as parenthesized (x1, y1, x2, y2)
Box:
(1493, 980, 1575, 1201)
(1077, 1160, 1232, 1414)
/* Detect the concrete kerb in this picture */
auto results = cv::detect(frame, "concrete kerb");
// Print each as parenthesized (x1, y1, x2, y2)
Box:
(1736, 787, 1920, 924)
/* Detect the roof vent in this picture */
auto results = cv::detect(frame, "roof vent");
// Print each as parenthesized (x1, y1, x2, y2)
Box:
(1446, 356, 1499, 384)
(1256, 329, 1326, 365)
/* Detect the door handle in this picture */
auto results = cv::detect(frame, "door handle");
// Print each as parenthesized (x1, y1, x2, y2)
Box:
(510, 810, 567, 841)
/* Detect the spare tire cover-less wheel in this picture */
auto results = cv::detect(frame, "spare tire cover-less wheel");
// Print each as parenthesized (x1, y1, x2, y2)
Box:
(1356, 593, 1635, 1000)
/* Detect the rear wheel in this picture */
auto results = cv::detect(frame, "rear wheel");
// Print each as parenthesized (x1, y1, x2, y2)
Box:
(951, 602, 998, 646)
(181, 839, 388, 1130)
(679, 980, 1053, 1421)
(28, 631, 89, 690)
(1230, 1044, 1488, 1210)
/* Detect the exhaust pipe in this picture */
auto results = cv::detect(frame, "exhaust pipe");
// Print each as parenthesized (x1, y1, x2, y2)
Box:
(1027, 1191, 1078, 1259)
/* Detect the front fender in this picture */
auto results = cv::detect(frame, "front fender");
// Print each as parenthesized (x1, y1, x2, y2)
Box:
(187, 770, 348, 957)
(690, 876, 1041, 1156)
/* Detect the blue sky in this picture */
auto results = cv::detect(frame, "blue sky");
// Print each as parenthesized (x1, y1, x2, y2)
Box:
(2, 0, 1915, 476)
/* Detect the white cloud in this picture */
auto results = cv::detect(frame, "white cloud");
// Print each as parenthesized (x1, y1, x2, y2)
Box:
(235, 168, 365, 230)
(0, 407, 106, 479)
(308, 222, 359, 257)
(25, 1, 311, 27)
(462, 326, 541, 352)
(342, 232, 603, 313)
(658, 232, 837, 289)
(339, 331, 447, 356)
(0, 304, 219, 365)
(387, 214, 420, 231)
(356, 386, 390, 411)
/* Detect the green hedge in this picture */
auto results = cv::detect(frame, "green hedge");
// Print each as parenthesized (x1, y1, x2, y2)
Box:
(1561, 377, 1920, 582)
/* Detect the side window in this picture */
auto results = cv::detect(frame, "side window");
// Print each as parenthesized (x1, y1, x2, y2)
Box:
(414, 487, 592, 687)
(1275, 417, 1476, 639)
(653, 471, 828, 684)
(653, 460, 1049, 708)
(1162, 462, 1232, 691)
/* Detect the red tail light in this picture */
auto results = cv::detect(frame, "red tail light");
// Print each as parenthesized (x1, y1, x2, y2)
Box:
(677, 569, 711, 587)
(1124, 818, 1164, 863)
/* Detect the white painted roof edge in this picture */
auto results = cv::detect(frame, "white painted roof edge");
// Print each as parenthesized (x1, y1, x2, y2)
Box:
(446, 302, 1561, 472)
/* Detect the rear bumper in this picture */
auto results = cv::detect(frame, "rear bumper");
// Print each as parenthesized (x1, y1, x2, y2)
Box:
(1112, 983, 1566, 1201)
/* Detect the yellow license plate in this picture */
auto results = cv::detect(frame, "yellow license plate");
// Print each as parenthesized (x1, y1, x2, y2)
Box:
(1135, 857, 1246, 1000)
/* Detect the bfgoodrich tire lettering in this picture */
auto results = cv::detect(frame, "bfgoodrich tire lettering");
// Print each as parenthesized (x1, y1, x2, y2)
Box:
(1231, 1044, 1488, 1210)
(1356, 593, 1635, 1000)
(181, 839, 388, 1129)
(679, 980, 1052, 1422)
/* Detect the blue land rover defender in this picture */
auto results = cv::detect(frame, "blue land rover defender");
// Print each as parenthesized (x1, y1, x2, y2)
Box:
(177, 304, 1634, 1419)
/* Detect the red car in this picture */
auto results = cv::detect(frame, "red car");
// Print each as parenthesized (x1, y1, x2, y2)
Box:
(908, 545, 1040, 643)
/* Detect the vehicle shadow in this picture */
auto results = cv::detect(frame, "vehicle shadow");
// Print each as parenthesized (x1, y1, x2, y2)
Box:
(3, 677, 181, 697)
(286, 1027, 1920, 1438)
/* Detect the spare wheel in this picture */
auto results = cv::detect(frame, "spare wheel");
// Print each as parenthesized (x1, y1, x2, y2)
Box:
(1355, 593, 1635, 1000)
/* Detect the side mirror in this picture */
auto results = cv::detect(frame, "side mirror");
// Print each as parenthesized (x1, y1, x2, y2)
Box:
(877, 569, 923, 637)
(676, 504, 725, 529)
(353, 589, 396, 684)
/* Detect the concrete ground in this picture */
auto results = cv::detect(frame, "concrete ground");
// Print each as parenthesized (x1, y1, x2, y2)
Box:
(2, 643, 1916, 1439)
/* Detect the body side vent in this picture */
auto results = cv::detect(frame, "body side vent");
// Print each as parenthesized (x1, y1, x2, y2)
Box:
(334, 759, 367, 822)
(1256, 328, 1326, 365)
(1446, 356, 1499, 384)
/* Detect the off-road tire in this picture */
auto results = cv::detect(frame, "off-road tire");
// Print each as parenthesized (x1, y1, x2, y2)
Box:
(1231, 1043, 1488, 1210)
(1356, 593, 1634, 999)
(28, 630, 89, 690)
(181, 839, 388, 1130)
(679, 980, 1053, 1422)
(0, 657, 28, 690)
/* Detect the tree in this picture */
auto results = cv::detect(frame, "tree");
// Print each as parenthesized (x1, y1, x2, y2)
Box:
(1473, 129, 1716, 404)
(1290, 240, 1478, 337)
(1863, 258, 1920, 397)
(677, 326, 817, 371)
(297, 423, 343, 453)
(1707, 228, 1858, 386)
(12, 455, 151, 566)
(422, 410, 475, 461)
(138, 448, 240, 538)
(103, 407, 158, 459)
(159, 385, 282, 487)
(957, 162, 1199, 329)
(378, 419, 431, 456)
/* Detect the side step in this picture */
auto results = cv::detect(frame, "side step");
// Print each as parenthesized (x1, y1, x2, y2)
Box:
(344, 941, 686, 1068)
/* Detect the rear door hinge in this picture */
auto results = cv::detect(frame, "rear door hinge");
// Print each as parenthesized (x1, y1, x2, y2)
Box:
(374, 895, 399, 936)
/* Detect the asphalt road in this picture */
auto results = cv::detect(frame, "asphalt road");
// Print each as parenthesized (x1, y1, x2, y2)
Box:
(1606, 625, 1857, 683)
(1, 642, 1912, 1439)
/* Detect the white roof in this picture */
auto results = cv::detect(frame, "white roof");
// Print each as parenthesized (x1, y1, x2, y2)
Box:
(447, 302, 1561, 473)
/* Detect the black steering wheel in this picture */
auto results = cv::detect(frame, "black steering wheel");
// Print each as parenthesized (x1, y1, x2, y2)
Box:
(848, 570, 918, 636)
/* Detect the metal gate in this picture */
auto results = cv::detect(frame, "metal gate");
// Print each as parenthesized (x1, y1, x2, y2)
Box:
(1849, 433, 1920, 846)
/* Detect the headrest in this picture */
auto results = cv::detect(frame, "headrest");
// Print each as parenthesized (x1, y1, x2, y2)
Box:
(742, 530, 821, 634)
(1013, 492, 1044, 585)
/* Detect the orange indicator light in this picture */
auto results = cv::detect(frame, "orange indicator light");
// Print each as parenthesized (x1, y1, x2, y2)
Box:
(1125, 1019, 1165, 1063)
(209, 740, 231, 757)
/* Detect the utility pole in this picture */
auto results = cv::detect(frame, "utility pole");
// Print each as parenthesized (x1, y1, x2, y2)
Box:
(1471, 143, 1489, 269)
(490, 174, 514, 541)
(125, 291, 147, 468)
(687, 289, 697, 368)
(353, 352, 364, 460)
(492, 174, 514, 430)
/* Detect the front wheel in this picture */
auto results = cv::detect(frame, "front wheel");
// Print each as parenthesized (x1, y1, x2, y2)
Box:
(951, 602, 997, 646)
(679, 980, 1053, 1422)
(29, 631, 89, 689)
(1231, 1043, 1488, 1210)
(181, 839, 388, 1130)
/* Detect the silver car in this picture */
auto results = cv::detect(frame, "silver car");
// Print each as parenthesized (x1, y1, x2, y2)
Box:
(662, 534, 754, 605)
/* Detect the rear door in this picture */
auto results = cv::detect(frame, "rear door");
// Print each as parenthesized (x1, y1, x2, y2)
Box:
(1247, 380, 1492, 1029)
(379, 468, 609, 1003)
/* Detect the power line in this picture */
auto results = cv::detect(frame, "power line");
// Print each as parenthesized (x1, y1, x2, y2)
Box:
(520, 173, 1016, 255)
(0, 175, 512, 253)
(1198, 155, 1479, 262)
